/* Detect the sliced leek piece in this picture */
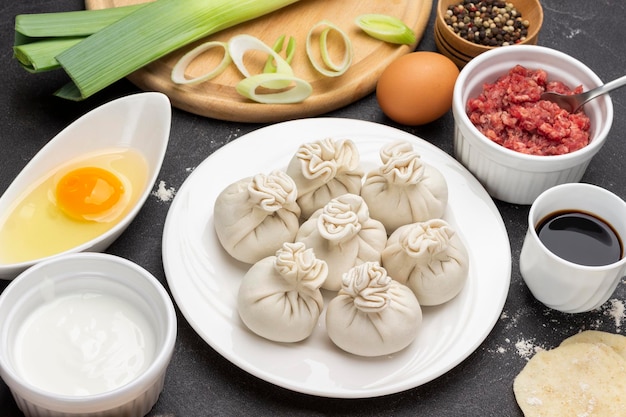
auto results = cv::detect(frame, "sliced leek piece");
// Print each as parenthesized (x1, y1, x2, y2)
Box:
(354, 14, 417, 45)
(306, 20, 353, 77)
(264, 35, 296, 74)
(13, 5, 146, 72)
(228, 34, 294, 89)
(236, 73, 312, 104)
(171, 41, 231, 85)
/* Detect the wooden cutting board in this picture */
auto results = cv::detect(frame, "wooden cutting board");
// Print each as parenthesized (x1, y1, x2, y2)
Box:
(86, 0, 432, 123)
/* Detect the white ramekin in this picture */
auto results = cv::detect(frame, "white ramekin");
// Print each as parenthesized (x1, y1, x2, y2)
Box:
(0, 253, 176, 417)
(452, 45, 613, 205)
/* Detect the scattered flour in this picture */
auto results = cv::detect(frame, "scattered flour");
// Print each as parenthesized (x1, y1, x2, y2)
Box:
(500, 309, 521, 331)
(514, 338, 545, 360)
(486, 336, 546, 359)
(152, 180, 176, 202)
(489, 300, 626, 359)
(565, 28, 582, 39)
(604, 298, 625, 332)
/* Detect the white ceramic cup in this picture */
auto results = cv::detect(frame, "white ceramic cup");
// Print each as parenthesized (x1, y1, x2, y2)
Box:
(520, 183, 626, 313)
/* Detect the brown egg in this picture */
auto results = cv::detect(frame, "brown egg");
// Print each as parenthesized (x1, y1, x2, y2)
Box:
(376, 51, 459, 126)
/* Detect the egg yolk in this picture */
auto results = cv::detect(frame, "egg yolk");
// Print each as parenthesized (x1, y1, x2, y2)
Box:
(55, 167, 124, 221)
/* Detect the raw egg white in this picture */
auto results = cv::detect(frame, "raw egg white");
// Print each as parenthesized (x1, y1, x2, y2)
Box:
(376, 51, 459, 125)
(0, 148, 148, 264)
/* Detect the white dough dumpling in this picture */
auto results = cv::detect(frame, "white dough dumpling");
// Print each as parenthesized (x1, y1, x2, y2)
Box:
(325, 262, 422, 357)
(382, 219, 469, 306)
(237, 242, 327, 343)
(286, 137, 363, 219)
(361, 141, 448, 234)
(295, 193, 387, 291)
(214, 170, 301, 264)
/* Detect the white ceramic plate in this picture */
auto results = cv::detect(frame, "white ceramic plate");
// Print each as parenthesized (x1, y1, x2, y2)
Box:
(162, 118, 511, 398)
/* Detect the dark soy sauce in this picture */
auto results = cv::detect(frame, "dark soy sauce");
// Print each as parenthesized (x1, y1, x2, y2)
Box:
(536, 210, 623, 267)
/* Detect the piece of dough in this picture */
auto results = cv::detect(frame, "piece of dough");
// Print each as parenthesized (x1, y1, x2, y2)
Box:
(513, 342, 626, 417)
(560, 330, 626, 361)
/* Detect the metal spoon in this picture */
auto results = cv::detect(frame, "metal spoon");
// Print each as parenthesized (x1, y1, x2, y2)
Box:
(540, 74, 626, 113)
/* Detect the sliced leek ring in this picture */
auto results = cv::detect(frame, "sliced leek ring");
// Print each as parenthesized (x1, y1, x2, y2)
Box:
(306, 20, 353, 77)
(354, 14, 417, 45)
(229, 34, 294, 89)
(171, 41, 231, 85)
(236, 73, 312, 104)
(264, 34, 296, 74)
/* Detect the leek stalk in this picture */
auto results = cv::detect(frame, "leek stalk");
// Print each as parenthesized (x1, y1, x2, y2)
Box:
(55, 0, 301, 100)
(15, 38, 83, 73)
(14, 4, 146, 72)
(14, 5, 145, 43)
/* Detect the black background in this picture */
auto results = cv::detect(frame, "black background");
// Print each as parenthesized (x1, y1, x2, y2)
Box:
(1, 1, 626, 416)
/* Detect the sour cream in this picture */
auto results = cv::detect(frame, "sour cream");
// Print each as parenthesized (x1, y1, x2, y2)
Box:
(13, 291, 156, 396)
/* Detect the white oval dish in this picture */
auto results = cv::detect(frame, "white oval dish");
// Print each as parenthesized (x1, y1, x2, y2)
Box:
(0, 92, 171, 279)
(0, 252, 177, 417)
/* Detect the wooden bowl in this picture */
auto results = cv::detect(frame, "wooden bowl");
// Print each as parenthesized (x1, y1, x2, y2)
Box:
(435, 0, 543, 68)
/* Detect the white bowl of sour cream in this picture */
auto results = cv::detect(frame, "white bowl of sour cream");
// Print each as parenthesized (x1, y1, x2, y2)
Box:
(0, 252, 176, 417)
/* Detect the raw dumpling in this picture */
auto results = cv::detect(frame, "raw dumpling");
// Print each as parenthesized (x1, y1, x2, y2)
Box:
(295, 193, 387, 291)
(361, 141, 448, 234)
(214, 170, 301, 264)
(382, 219, 469, 306)
(237, 242, 327, 343)
(286, 137, 363, 219)
(379, 140, 414, 164)
(325, 262, 422, 357)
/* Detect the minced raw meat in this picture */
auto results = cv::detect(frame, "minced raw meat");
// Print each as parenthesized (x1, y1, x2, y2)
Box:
(467, 65, 591, 156)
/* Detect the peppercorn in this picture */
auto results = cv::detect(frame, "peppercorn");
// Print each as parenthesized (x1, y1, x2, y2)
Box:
(443, 0, 529, 47)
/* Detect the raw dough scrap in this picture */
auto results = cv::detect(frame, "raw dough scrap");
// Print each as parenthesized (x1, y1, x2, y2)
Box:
(513, 342, 626, 417)
(560, 330, 626, 361)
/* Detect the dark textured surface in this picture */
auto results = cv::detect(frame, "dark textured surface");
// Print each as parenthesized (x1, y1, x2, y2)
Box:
(2, 1, 626, 416)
